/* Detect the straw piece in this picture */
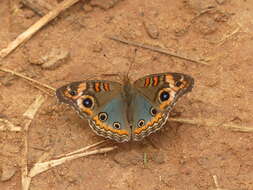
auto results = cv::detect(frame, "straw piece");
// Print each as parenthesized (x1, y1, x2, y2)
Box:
(0, 0, 81, 59)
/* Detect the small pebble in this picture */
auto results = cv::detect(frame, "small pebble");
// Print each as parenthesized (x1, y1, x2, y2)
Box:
(0, 74, 17, 86)
(196, 17, 218, 35)
(83, 3, 93, 13)
(113, 151, 142, 167)
(41, 49, 70, 70)
(144, 21, 159, 39)
(215, 0, 226, 5)
(90, 0, 121, 10)
(1, 165, 16, 181)
(186, 0, 216, 13)
(92, 42, 103, 53)
(23, 9, 36, 19)
(151, 151, 165, 164)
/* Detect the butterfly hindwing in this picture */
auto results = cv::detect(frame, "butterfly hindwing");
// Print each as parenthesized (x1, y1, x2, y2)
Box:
(88, 96, 130, 142)
(56, 80, 130, 142)
(130, 93, 169, 141)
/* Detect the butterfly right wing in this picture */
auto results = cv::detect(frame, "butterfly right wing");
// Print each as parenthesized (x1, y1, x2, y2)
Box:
(130, 72, 194, 141)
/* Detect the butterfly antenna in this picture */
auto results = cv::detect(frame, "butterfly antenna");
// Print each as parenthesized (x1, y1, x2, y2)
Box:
(126, 48, 137, 79)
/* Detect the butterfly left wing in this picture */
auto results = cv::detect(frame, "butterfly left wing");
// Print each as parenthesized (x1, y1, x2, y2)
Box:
(130, 72, 194, 141)
(56, 80, 131, 142)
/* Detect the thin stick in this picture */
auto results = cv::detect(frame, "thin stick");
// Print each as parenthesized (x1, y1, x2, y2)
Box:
(217, 27, 241, 46)
(29, 146, 117, 178)
(21, 95, 46, 190)
(27, 81, 55, 96)
(0, 0, 81, 59)
(170, 117, 253, 132)
(0, 67, 56, 92)
(213, 175, 220, 189)
(0, 118, 22, 132)
(55, 139, 108, 158)
(108, 36, 209, 65)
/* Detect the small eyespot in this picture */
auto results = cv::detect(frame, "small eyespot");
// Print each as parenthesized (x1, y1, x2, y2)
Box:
(98, 112, 108, 121)
(138, 119, 145, 127)
(113, 122, 121, 129)
(150, 107, 157, 116)
(175, 81, 183, 87)
(82, 97, 93, 108)
(160, 91, 170, 102)
(68, 89, 77, 96)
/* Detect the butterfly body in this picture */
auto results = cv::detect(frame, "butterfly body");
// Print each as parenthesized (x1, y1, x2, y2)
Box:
(56, 73, 194, 142)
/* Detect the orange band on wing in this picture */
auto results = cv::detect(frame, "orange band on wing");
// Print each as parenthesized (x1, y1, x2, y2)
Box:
(103, 83, 110, 91)
(134, 113, 163, 134)
(80, 107, 93, 116)
(153, 76, 159, 86)
(165, 74, 188, 91)
(94, 82, 101, 92)
(144, 77, 151, 87)
(77, 83, 87, 93)
(93, 116, 129, 135)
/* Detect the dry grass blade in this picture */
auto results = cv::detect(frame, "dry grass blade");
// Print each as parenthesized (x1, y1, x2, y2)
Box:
(0, 67, 56, 92)
(217, 27, 241, 46)
(211, 175, 231, 190)
(0, 0, 81, 59)
(108, 36, 209, 65)
(21, 95, 46, 190)
(55, 140, 108, 158)
(170, 117, 253, 132)
(23, 95, 46, 119)
(29, 146, 117, 178)
(213, 175, 220, 189)
(0, 118, 22, 132)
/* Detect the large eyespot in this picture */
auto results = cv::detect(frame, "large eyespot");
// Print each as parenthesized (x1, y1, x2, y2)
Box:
(175, 81, 183, 87)
(113, 122, 121, 129)
(150, 107, 157, 116)
(82, 97, 93, 108)
(159, 91, 170, 102)
(137, 119, 145, 128)
(98, 112, 108, 121)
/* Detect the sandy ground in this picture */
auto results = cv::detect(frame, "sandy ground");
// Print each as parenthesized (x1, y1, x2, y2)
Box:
(0, 0, 253, 189)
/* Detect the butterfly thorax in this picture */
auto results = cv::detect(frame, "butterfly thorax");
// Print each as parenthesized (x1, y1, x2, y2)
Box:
(122, 75, 135, 126)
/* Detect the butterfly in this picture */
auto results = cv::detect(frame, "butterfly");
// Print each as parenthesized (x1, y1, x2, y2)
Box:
(56, 72, 194, 142)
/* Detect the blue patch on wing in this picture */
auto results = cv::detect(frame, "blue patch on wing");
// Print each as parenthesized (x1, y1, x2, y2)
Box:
(99, 97, 127, 129)
(132, 94, 154, 127)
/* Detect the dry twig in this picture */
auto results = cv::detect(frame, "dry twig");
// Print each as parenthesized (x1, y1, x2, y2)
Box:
(0, 118, 22, 132)
(0, 0, 81, 59)
(170, 117, 253, 132)
(108, 36, 209, 65)
(21, 95, 46, 190)
(29, 146, 117, 178)
(0, 67, 56, 92)
(217, 27, 241, 46)
(55, 139, 108, 158)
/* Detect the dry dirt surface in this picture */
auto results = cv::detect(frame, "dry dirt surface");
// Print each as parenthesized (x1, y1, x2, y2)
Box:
(1, 0, 253, 189)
